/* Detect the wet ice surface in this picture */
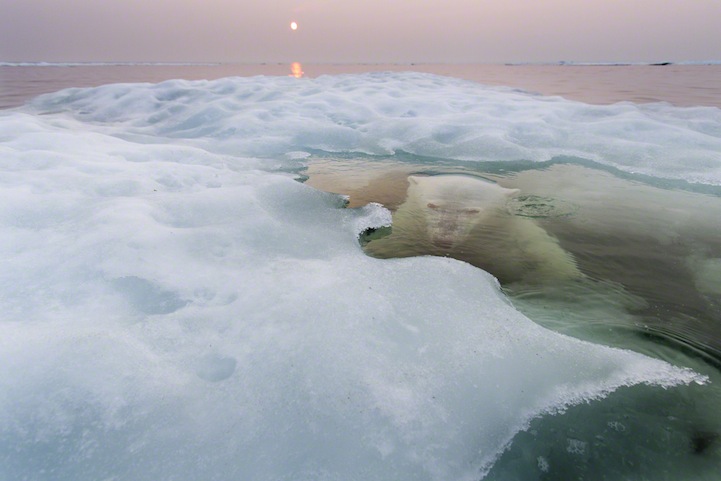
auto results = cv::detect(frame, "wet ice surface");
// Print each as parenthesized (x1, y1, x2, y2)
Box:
(1, 72, 720, 480)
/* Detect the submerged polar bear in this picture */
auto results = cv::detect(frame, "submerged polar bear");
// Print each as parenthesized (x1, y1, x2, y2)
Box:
(364, 174, 581, 284)
(407, 175, 516, 249)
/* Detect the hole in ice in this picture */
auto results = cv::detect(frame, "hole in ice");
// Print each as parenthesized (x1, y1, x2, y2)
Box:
(305, 156, 721, 365)
(303, 154, 721, 478)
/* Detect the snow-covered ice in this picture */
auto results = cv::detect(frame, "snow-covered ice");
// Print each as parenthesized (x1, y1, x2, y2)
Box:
(0, 72, 714, 480)
(25, 72, 721, 184)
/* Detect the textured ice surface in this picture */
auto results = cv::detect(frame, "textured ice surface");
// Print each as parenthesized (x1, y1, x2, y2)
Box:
(26, 71, 721, 184)
(0, 73, 711, 480)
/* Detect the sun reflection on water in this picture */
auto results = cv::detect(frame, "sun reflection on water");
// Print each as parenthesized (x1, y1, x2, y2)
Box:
(290, 62, 304, 78)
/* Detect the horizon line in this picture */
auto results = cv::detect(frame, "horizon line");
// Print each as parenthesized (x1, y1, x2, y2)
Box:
(3, 60, 721, 67)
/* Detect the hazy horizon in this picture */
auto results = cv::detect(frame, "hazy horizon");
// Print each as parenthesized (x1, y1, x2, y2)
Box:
(1, 0, 720, 64)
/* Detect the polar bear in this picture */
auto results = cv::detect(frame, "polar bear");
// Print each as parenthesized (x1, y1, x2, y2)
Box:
(403, 175, 517, 249)
(364, 174, 581, 285)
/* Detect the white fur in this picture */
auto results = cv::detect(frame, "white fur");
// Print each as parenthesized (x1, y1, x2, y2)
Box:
(367, 174, 580, 284)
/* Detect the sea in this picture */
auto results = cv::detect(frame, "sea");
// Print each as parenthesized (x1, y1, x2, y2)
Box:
(2, 62, 721, 110)
(1, 62, 720, 480)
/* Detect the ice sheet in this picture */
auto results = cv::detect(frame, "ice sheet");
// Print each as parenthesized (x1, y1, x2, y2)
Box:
(26, 72, 721, 185)
(0, 73, 710, 480)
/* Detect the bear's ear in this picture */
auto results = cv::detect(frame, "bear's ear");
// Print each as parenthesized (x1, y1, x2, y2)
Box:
(506, 188, 521, 198)
(408, 175, 420, 185)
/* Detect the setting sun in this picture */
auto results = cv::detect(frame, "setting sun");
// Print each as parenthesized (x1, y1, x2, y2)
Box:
(290, 21, 298, 31)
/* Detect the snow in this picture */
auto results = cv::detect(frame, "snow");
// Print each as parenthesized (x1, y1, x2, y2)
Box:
(0, 72, 711, 480)
(26, 71, 721, 185)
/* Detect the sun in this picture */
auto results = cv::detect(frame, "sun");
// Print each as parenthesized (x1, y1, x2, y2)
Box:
(290, 21, 298, 31)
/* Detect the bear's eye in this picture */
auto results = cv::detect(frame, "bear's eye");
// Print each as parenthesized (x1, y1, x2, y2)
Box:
(427, 203, 439, 210)
(464, 208, 480, 214)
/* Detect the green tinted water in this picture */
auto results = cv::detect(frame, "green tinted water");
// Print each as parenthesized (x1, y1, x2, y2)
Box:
(304, 156, 721, 480)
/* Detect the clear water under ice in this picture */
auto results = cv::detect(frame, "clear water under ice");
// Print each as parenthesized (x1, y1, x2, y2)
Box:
(305, 155, 721, 479)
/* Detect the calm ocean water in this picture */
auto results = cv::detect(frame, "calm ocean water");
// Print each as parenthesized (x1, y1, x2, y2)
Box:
(2, 62, 720, 479)
(2, 62, 721, 109)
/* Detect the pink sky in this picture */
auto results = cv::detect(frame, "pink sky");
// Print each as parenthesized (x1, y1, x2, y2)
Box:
(1, 0, 719, 63)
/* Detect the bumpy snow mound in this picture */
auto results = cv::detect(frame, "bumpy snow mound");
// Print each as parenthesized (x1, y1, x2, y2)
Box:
(27, 72, 721, 185)
(0, 73, 708, 481)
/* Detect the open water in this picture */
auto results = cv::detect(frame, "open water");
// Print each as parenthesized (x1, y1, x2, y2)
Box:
(2, 62, 721, 109)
